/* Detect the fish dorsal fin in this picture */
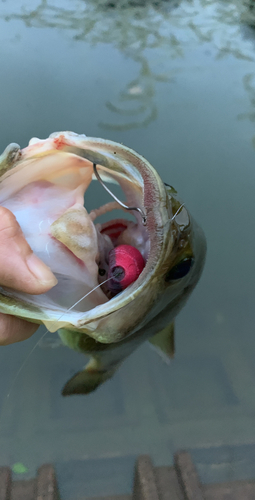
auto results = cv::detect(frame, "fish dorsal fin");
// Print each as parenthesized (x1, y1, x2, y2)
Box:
(149, 322, 175, 359)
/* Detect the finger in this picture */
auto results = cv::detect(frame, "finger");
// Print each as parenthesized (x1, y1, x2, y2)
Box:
(0, 313, 38, 345)
(0, 207, 57, 294)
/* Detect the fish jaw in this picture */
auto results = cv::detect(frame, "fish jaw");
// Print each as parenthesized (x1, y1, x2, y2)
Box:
(0, 132, 206, 344)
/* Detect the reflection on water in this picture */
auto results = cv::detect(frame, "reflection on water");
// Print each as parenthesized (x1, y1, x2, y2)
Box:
(99, 55, 164, 131)
(3, 0, 255, 55)
(2, 0, 255, 131)
(238, 72, 255, 147)
(243, 0, 255, 26)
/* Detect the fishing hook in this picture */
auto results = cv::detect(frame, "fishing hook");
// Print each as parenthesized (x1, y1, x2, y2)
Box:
(93, 163, 147, 225)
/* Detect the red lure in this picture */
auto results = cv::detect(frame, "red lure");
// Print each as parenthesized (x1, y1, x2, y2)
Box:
(108, 244, 145, 295)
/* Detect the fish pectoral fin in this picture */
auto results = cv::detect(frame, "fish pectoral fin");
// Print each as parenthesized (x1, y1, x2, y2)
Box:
(149, 322, 175, 359)
(62, 365, 116, 396)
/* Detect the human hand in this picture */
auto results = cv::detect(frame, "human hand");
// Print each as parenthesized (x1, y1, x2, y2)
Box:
(0, 207, 58, 345)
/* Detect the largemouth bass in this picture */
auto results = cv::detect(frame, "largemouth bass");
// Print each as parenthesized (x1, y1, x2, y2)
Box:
(0, 132, 206, 395)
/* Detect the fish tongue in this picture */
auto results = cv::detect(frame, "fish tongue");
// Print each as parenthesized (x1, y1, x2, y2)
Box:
(50, 203, 99, 280)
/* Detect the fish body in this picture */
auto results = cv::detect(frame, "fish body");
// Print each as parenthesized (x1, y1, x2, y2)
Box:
(0, 132, 206, 394)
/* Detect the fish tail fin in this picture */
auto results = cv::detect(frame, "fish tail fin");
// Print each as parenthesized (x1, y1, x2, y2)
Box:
(62, 358, 116, 396)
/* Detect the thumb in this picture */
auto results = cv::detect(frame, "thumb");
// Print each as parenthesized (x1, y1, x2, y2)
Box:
(0, 207, 58, 294)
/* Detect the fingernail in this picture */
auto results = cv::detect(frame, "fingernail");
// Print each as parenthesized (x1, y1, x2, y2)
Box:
(26, 253, 58, 286)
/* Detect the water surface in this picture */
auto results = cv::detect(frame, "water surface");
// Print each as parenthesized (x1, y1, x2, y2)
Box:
(0, 0, 255, 497)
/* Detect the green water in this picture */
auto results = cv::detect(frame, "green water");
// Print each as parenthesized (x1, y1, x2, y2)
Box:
(0, 0, 255, 497)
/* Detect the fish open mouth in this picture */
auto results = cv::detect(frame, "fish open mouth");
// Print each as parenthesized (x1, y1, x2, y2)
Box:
(0, 137, 151, 314)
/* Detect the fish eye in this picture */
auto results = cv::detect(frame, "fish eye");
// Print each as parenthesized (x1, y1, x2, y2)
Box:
(165, 257, 194, 282)
(98, 268, 106, 276)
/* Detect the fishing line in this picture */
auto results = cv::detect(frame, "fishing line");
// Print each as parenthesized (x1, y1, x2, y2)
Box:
(6, 276, 114, 399)
(162, 203, 186, 228)
(171, 203, 185, 221)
